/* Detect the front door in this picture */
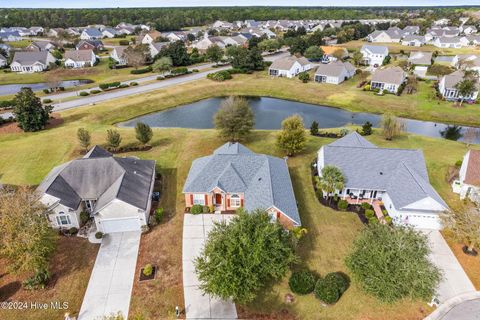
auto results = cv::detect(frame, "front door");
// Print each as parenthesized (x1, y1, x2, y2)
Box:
(215, 193, 222, 205)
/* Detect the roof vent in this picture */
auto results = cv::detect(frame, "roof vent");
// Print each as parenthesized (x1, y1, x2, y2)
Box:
(258, 177, 262, 181)
(134, 170, 137, 174)
(379, 172, 383, 175)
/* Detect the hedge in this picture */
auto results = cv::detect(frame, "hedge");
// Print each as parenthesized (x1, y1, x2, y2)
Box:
(90, 89, 101, 94)
(99, 82, 121, 90)
(207, 70, 232, 81)
(79, 91, 89, 96)
(171, 66, 188, 75)
(337, 200, 348, 211)
(289, 270, 316, 295)
(191, 204, 203, 215)
(42, 98, 53, 104)
(314, 278, 340, 304)
(130, 66, 152, 74)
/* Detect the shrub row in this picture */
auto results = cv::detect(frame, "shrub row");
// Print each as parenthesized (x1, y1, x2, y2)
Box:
(79, 91, 89, 96)
(207, 70, 232, 82)
(130, 66, 152, 74)
(190, 204, 213, 214)
(99, 82, 121, 90)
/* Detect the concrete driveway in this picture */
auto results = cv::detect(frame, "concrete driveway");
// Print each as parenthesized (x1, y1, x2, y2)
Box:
(78, 231, 141, 320)
(420, 229, 476, 303)
(183, 214, 237, 319)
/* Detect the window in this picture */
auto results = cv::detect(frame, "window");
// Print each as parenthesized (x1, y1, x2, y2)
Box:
(230, 194, 241, 207)
(56, 214, 71, 226)
(193, 194, 205, 205)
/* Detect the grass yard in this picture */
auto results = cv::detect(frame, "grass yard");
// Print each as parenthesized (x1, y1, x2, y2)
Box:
(0, 77, 479, 319)
(0, 237, 98, 320)
(101, 35, 136, 46)
(7, 39, 33, 49)
(340, 40, 480, 56)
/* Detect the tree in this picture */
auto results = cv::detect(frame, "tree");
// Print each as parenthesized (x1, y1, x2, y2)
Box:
(124, 44, 150, 68)
(346, 224, 441, 303)
(298, 71, 310, 83)
(106, 129, 122, 151)
(304, 46, 324, 61)
(310, 120, 319, 135)
(442, 208, 480, 255)
(205, 44, 224, 65)
(77, 128, 91, 151)
(152, 56, 173, 74)
(276, 114, 307, 156)
(135, 122, 153, 146)
(258, 39, 281, 52)
(158, 40, 190, 66)
(361, 121, 373, 136)
(352, 50, 363, 66)
(0, 187, 56, 280)
(287, 37, 308, 55)
(440, 125, 463, 141)
(380, 113, 404, 140)
(214, 96, 254, 141)
(318, 165, 345, 203)
(455, 79, 477, 107)
(13, 87, 52, 132)
(195, 209, 297, 304)
(332, 49, 346, 61)
(463, 127, 479, 147)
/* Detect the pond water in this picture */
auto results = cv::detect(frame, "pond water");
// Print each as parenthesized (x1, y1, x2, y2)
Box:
(0, 79, 93, 96)
(118, 97, 480, 144)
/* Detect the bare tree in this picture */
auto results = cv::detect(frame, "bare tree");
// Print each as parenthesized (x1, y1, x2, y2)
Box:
(442, 207, 480, 255)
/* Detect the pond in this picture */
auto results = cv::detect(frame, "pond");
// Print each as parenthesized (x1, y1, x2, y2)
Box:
(118, 97, 480, 144)
(0, 79, 93, 96)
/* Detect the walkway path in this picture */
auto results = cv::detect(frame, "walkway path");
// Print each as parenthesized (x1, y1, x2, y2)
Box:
(183, 214, 237, 319)
(78, 231, 141, 320)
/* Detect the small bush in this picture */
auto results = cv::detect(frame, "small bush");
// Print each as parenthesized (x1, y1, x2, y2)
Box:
(361, 202, 372, 210)
(156, 76, 165, 80)
(202, 205, 210, 213)
(324, 272, 349, 295)
(143, 263, 153, 276)
(384, 215, 393, 224)
(119, 83, 129, 88)
(289, 270, 316, 295)
(42, 98, 53, 104)
(79, 91, 89, 96)
(119, 40, 130, 46)
(22, 269, 50, 290)
(90, 89, 101, 94)
(68, 227, 78, 235)
(368, 216, 379, 224)
(314, 278, 340, 304)
(43, 88, 50, 94)
(337, 200, 348, 211)
(455, 160, 462, 168)
(191, 204, 203, 214)
(299, 71, 310, 83)
(155, 207, 164, 223)
(365, 209, 375, 219)
(207, 70, 232, 81)
(192, 69, 199, 72)
(171, 66, 188, 75)
(80, 211, 89, 225)
(95, 231, 104, 239)
(130, 66, 152, 74)
(333, 194, 339, 203)
(130, 82, 138, 86)
(315, 188, 323, 200)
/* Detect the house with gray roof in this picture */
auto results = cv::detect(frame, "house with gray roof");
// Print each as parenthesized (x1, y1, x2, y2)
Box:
(183, 142, 301, 228)
(10, 51, 56, 73)
(408, 51, 433, 66)
(26, 41, 56, 52)
(433, 36, 463, 49)
(370, 66, 406, 94)
(314, 61, 356, 85)
(360, 44, 389, 68)
(401, 35, 426, 47)
(80, 28, 103, 40)
(37, 145, 156, 233)
(64, 49, 96, 68)
(268, 55, 312, 78)
(317, 132, 448, 229)
(438, 70, 479, 102)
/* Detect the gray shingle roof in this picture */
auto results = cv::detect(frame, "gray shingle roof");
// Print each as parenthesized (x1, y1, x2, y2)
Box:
(371, 67, 405, 85)
(183, 143, 301, 225)
(315, 61, 355, 78)
(270, 55, 308, 71)
(408, 51, 433, 65)
(12, 51, 50, 65)
(361, 44, 388, 55)
(38, 146, 155, 212)
(322, 133, 448, 211)
(64, 49, 94, 62)
(83, 28, 102, 37)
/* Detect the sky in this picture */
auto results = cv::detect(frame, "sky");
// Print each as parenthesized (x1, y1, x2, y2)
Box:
(2, 0, 479, 8)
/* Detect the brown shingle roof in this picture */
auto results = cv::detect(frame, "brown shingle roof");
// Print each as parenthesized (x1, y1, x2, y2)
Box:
(465, 150, 480, 186)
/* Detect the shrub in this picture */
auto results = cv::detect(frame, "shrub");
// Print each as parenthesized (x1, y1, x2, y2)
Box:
(314, 278, 340, 304)
(80, 211, 89, 225)
(361, 202, 372, 210)
(362, 121, 373, 136)
(299, 71, 310, 83)
(192, 69, 199, 72)
(315, 188, 323, 200)
(79, 91, 89, 96)
(455, 160, 463, 168)
(364, 84, 371, 91)
(119, 83, 129, 88)
(155, 208, 164, 223)
(156, 76, 165, 80)
(119, 40, 129, 46)
(289, 270, 316, 295)
(324, 272, 349, 295)
(130, 66, 152, 74)
(0, 100, 14, 110)
(68, 227, 78, 235)
(130, 82, 138, 86)
(207, 70, 232, 81)
(143, 263, 153, 276)
(90, 89, 101, 94)
(95, 231, 104, 239)
(191, 204, 203, 214)
(171, 66, 188, 75)
(337, 200, 348, 211)
(202, 205, 210, 213)
(339, 128, 349, 137)
(43, 89, 50, 94)
(365, 209, 375, 219)
(333, 194, 339, 203)
(22, 269, 50, 290)
(368, 217, 379, 224)
(384, 216, 393, 224)
(42, 98, 52, 104)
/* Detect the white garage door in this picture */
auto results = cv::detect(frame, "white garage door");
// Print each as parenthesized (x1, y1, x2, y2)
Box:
(101, 217, 141, 233)
(406, 215, 441, 230)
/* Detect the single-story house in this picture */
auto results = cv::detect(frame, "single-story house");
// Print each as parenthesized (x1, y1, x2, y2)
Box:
(110, 46, 128, 66)
(76, 40, 104, 52)
(403, 26, 420, 35)
(408, 51, 433, 66)
(0, 31, 21, 42)
(370, 66, 406, 94)
(163, 31, 187, 42)
(26, 41, 56, 52)
(433, 36, 463, 48)
(141, 30, 162, 44)
(37, 146, 156, 233)
(455, 54, 480, 73)
(401, 35, 427, 47)
(268, 55, 312, 78)
(314, 61, 356, 85)
(366, 30, 402, 43)
(149, 42, 169, 57)
(102, 28, 119, 38)
(183, 142, 301, 228)
(0, 54, 7, 67)
(64, 49, 96, 68)
(320, 46, 348, 63)
(317, 132, 448, 229)
(80, 28, 103, 40)
(452, 149, 480, 204)
(438, 70, 479, 102)
(462, 25, 478, 35)
(10, 51, 56, 73)
(360, 44, 388, 68)
(47, 28, 64, 38)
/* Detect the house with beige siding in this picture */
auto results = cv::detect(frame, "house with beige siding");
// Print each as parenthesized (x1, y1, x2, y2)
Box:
(370, 66, 406, 94)
(183, 142, 301, 228)
(268, 55, 312, 78)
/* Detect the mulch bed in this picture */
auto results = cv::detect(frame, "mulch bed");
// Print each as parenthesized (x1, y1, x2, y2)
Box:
(139, 266, 157, 282)
(0, 113, 63, 135)
(462, 246, 478, 257)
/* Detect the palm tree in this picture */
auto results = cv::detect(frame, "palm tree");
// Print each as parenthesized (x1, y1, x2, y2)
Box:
(318, 165, 345, 204)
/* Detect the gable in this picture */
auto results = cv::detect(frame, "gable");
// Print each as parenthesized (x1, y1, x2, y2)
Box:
(401, 196, 447, 212)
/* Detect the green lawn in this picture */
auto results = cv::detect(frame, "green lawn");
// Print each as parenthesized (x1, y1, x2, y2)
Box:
(0, 77, 478, 319)
(7, 39, 32, 48)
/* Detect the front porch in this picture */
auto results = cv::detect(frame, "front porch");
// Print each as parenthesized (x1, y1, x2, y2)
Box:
(345, 197, 386, 224)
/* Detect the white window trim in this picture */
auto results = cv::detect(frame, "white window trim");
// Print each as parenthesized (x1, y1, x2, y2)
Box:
(56, 214, 71, 226)
(193, 194, 205, 205)
(230, 194, 241, 207)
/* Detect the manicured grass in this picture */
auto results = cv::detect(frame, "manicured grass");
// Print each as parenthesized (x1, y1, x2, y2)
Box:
(7, 39, 32, 48)
(340, 40, 480, 56)
(0, 237, 98, 320)
(101, 35, 136, 46)
(0, 78, 478, 319)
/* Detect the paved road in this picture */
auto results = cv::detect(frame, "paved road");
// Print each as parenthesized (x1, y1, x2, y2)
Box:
(78, 231, 141, 320)
(420, 229, 476, 303)
(425, 291, 480, 320)
(183, 214, 237, 319)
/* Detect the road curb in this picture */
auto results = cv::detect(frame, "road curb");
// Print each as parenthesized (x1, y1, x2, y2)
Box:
(424, 291, 480, 320)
